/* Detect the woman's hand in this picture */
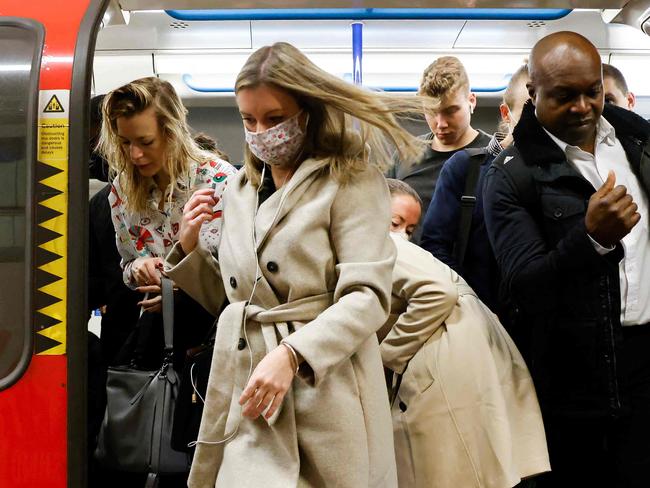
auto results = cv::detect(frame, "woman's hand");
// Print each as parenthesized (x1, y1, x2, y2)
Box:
(136, 281, 176, 314)
(180, 188, 218, 255)
(137, 291, 162, 313)
(132, 257, 164, 287)
(239, 345, 296, 421)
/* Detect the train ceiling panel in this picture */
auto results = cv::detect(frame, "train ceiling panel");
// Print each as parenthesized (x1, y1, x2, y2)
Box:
(93, 53, 155, 95)
(94, 7, 650, 100)
(456, 9, 650, 49)
(250, 20, 465, 49)
(96, 10, 251, 50)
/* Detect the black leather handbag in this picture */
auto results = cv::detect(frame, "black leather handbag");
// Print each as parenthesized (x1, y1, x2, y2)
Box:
(95, 277, 189, 486)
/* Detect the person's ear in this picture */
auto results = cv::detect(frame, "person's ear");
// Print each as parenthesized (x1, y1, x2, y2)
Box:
(627, 92, 636, 110)
(526, 81, 537, 106)
(499, 103, 511, 125)
(468, 92, 477, 114)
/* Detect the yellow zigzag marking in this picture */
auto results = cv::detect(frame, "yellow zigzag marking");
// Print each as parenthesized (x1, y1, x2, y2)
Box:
(39, 236, 66, 257)
(40, 193, 66, 213)
(38, 300, 66, 323)
(39, 280, 65, 302)
(40, 216, 66, 236)
(37, 322, 66, 356)
(41, 172, 67, 193)
(38, 259, 67, 286)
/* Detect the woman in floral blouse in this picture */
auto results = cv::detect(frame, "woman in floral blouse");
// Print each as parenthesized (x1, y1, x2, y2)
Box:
(99, 77, 237, 312)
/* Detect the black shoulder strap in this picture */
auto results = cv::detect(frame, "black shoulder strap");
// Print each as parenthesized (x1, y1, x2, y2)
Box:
(454, 147, 489, 266)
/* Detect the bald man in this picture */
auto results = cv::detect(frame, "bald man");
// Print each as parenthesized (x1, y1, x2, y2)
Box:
(484, 32, 650, 487)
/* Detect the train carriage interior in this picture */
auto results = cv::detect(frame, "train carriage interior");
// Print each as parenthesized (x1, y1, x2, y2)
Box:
(91, 2, 650, 166)
(4, 1, 650, 486)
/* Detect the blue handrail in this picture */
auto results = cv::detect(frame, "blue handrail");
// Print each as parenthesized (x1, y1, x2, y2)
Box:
(166, 8, 571, 22)
(352, 22, 363, 86)
(182, 74, 509, 94)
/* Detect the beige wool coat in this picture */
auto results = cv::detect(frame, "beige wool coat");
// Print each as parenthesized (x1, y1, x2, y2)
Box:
(380, 234, 550, 488)
(165, 158, 398, 488)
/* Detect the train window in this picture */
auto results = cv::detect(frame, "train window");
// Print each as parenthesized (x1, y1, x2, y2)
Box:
(0, 19, 43, 390)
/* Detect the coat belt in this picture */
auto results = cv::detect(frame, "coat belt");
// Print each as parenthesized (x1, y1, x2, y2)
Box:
(244, 291, 335, 359)
(195, 291, 335, 447)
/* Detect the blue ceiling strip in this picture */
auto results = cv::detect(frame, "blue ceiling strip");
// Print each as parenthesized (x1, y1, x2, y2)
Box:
(166, 8, 571, 22)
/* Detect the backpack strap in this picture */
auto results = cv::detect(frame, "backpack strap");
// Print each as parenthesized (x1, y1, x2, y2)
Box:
(454, 147, 489, 266)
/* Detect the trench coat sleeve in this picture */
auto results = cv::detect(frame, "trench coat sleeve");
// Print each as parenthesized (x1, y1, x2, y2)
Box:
(380, 239, 458, 374)
(164, 241, 225, 317)
(483, 162, 623, 312)
(283, 166, 396, 387)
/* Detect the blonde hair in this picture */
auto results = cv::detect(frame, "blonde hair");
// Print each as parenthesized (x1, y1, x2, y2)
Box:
(418, 56, 470, 101)
(99, 77, 215, 213)
(499, 64, 530, 133)
(235, 42, 435, 186)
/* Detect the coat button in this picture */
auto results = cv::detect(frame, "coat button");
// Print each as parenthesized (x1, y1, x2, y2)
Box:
(229, 277, 237, 289)
(399, 401, 407, 412)
(553, 208, 564, 218)
(237, 338, 246, 350)
(266, 261, 279, 273)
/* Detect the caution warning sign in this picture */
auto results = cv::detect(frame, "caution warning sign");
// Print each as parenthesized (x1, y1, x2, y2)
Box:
(36, 89, 70, 355)
(39, 90, 69, 120)
(38, 120, 68, 162)
(44, 95, 65, 113)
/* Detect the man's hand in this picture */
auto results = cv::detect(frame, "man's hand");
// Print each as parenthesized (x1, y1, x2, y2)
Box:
(585, 171, 640, 247)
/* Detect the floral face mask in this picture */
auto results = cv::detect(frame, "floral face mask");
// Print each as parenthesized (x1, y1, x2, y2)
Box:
(244, 111, 307, 168)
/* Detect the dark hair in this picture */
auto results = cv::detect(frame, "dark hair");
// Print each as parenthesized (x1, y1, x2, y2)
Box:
(603, 63, 629, 95)
(386, 178, 422, 208)
(90, 94, 105, 129)
(193, 132, 230, 162)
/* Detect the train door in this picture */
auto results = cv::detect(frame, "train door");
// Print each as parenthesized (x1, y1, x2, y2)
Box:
(0, 1, 106, 486)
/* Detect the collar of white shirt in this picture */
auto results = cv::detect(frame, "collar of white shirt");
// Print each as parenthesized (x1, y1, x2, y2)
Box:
(541, 116, 617, 155)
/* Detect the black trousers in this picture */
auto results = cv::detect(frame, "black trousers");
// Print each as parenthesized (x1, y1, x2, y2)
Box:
(537, 325, 650, 488)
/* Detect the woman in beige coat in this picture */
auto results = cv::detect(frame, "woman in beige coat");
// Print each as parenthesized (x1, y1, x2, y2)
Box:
(164, 43, 435, 487)
(382, 180, 550, 488)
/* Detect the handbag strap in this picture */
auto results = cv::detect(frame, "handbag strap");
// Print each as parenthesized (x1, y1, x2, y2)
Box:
(161, 277, 174, 355)
(147, 276, 176, 485)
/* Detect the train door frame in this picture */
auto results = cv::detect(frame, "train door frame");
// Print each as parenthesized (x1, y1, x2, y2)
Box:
(0, 0, 108, 486)
(69, 1, 110, 486)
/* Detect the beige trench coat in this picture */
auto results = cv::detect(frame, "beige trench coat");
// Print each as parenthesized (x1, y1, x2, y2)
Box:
(380, 234, 550, 488)
(165, 158, 398, 488)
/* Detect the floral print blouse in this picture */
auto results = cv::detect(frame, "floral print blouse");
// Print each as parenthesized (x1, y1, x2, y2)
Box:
(109, 158, 237, 287)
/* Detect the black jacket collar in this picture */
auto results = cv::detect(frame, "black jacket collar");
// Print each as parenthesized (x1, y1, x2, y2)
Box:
(512, 100, 650, 169)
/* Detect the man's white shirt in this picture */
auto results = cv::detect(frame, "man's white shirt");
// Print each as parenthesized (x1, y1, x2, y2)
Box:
(542, 117, 650, 326)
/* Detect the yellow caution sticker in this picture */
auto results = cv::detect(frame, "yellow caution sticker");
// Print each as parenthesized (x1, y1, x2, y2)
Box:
(36, 89, 69, 356)
(38, 119, 68, 162)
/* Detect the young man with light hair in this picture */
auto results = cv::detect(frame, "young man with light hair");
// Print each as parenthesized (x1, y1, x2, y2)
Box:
(390, 56, 491, 244)
(603, 63, 636, 110)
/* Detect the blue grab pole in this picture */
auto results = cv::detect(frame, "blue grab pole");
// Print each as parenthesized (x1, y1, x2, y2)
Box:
(352, 22, 363, 86)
